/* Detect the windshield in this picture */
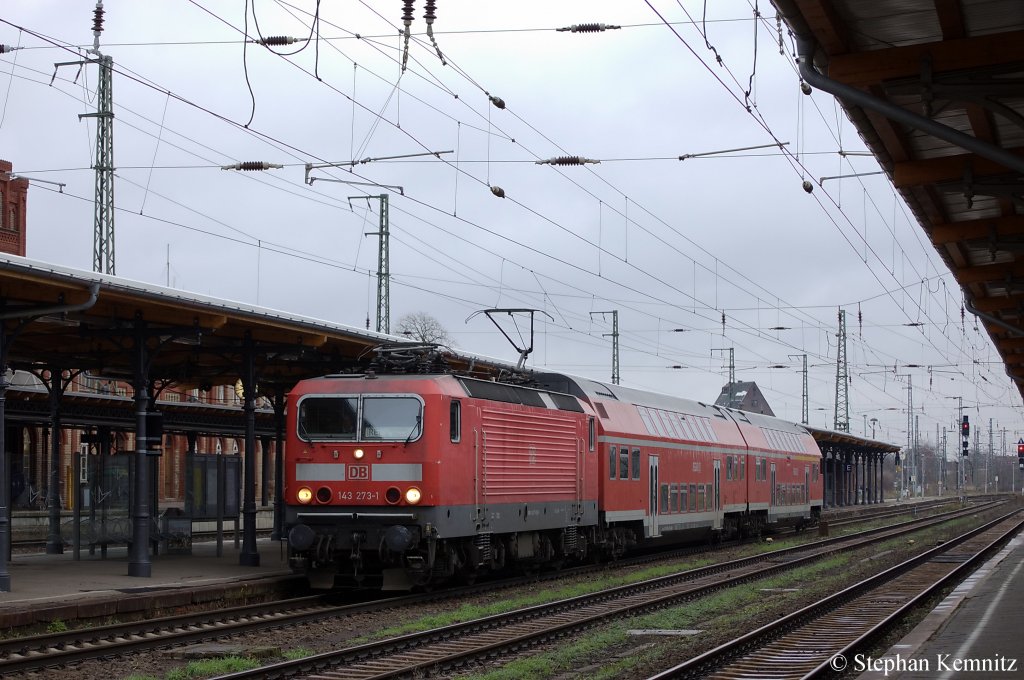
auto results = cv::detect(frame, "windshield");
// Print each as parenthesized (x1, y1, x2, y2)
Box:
(298, 397, 358, 440)
(361, 397, 422, 441)
(297, 395, 422, 442)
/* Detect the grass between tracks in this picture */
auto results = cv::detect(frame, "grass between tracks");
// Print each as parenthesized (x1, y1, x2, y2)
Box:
(452, 554, 853, 680)
(450, 514, 990, 680)
(122, 510, 992, 679)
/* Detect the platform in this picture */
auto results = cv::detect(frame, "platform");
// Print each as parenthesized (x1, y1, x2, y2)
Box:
(856, 529, 1024, 679)
(0, 538, 298, 630)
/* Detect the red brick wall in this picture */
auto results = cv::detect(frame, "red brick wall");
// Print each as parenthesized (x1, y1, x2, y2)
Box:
(0, 159, 28, 257)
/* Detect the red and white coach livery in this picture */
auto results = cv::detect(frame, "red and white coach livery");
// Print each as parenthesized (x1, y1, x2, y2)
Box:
(285, 357, 822, 589)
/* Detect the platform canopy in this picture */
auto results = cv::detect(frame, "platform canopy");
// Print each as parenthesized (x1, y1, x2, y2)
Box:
(0, 256, 513, 392)
(773, 0, 1024, 395)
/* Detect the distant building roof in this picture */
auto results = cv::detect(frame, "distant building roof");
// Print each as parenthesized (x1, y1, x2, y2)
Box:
(714, 381, 775, 416)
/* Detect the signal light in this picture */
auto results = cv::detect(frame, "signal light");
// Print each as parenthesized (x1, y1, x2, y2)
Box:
(961, 415, 969, 437)
(962, 440, 969, 456)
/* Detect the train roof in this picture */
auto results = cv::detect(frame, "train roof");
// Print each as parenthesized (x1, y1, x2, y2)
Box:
(531, 371, 812, 435)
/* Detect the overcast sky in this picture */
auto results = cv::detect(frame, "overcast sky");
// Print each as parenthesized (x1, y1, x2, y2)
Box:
(2, 1, 1021, 457)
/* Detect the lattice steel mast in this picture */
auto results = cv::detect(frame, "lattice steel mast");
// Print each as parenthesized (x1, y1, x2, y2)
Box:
(591, 310, 619, 384)
(834, 309, 849, 431)
(81, 2, 116, 274)
(348, 194, 390, 334)
(373, 194, 389, 334)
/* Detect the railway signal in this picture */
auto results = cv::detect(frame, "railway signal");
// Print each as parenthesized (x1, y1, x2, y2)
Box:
(961, 415, 969, 456)
(1017, 439, 1024, 469)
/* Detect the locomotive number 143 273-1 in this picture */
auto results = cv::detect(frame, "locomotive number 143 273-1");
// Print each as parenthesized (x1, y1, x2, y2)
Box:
(340, 490, 380, 501)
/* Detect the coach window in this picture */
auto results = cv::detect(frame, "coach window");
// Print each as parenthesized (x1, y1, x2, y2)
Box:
(680, 485, 688, 512)
(620, 447, 629, 479)
(671, 484, 680, 512)
(609, 446, 617, 479)
(726, 456, 733, 481)
(450, 400, 461, 443)
(660, 483, 669, 514)
(688, 484, 697, 511)
(697, 484, 705, 512)
(631, 448, 640, 479)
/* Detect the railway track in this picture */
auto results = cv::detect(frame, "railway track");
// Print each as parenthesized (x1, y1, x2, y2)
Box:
(647, 510, 1023, 680)
(0, 499, 1002, 676)
(200, 502, 1006, 679)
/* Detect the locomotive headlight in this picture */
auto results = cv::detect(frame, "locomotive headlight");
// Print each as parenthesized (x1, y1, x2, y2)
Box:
(353, 448, 365, 460)
(297, 487, 313, 504)
(404, 487, 422, 505)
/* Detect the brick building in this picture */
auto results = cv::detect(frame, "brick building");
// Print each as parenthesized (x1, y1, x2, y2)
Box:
(0, 159, 28, 256)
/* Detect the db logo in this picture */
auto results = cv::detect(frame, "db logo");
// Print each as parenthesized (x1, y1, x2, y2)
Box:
(348, 465, 369, 480)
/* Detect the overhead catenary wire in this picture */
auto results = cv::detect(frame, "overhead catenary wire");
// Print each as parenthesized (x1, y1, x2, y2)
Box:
(0, 7, 1011, 411)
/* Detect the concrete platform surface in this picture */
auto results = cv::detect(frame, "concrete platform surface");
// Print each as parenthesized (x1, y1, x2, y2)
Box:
(856, 530, 1024, 679)
(0, 538, 297, 629)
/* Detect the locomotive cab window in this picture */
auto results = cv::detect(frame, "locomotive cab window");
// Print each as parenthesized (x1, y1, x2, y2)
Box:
(362, 397, 422, 441)
(297, 396, 358, 440)
(450, 400, 461, 443)
(298, 395, 423, 442)
(588, 417, 596, 451)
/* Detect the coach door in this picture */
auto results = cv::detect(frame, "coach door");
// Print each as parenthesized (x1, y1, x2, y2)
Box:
(648, 455, 661, 537)
(713, 459, 722, 530)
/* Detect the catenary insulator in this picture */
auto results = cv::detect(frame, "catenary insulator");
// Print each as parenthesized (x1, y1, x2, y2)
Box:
(92, 6, 105, 36)
(490, 186, 506, 198)
(536, 156, 600, 166)
(489, 95, 506, 109)
(221, 161, 284, 171)
(556, 23, 621, 33)
(258, 36, 298, 46)
(0, 45, 23, 54)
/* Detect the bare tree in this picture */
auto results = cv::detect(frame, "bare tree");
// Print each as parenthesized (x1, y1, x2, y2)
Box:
(396, 312, 453, 346)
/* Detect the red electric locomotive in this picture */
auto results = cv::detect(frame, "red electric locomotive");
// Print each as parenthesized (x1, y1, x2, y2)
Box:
(284, 356, 822, 589)
(285, 369, 599, 589)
